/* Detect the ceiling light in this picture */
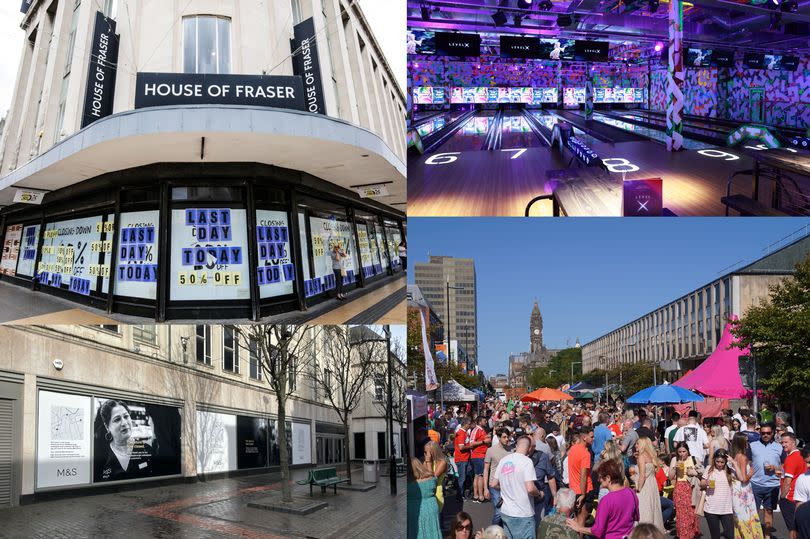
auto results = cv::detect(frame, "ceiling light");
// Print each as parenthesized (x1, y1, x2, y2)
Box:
(518, 0, 533, 8)
(492, 10, 508, 25)
(538, 0, 553, 10)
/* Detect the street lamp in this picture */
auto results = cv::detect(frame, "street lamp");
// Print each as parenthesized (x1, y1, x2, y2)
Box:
(446, 278, 464, 364)
(570, 361, 582, 387)
(383, 325, 396, 496)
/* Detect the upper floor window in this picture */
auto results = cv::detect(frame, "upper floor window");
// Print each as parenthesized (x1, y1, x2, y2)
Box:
(183, 16, 231, 74)
(196, 325, 211, 365)
(133, 325, 156, 344)
(290, 0, 303, 25)
(249, 338, 262, 380)
(223, 326, 239, 374)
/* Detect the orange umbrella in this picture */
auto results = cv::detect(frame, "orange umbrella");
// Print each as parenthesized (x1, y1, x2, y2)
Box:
(521, 387, 573, 402)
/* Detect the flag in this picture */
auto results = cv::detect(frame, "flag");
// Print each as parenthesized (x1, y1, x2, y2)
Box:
(420, 310, 438, 391)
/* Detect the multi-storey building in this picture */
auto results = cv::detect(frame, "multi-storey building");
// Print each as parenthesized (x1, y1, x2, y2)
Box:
(0, 0, 406, 321)
(413, 255, 478, 371)
(0, 324, 404, 507)
(582, 234, 810, 376)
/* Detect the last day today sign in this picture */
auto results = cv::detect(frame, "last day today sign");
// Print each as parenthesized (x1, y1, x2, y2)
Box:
(134, 73, 306, 111)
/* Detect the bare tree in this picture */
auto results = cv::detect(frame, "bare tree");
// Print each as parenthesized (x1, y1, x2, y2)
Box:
(371, 336, 407, 426)
(307, 325, 387, 484)
(160, 326, 225, 480)
(239, 324, 321, 503)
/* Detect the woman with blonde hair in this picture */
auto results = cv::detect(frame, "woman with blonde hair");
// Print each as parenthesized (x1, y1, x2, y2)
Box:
(635, 436, 664, 531)
(594, 438, 626, 498)
(407, 452, 443, 539)
(424, 440, 449, 511)
(708, 425, 729, 463)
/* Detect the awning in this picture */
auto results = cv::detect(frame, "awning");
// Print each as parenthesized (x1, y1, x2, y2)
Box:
(672, 320, 749, 399)
(439, 379, 478, 402)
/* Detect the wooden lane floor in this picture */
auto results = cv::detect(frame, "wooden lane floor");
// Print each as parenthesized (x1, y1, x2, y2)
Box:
(407, 140, 799, 216)
(4, 308, 121, 326)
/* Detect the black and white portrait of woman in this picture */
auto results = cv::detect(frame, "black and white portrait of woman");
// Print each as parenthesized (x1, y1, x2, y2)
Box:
(93, 398, 181, 483)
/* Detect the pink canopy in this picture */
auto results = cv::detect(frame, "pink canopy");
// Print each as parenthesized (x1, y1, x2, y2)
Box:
(672, 319, 749, 399)
(674, 397, 730, 418)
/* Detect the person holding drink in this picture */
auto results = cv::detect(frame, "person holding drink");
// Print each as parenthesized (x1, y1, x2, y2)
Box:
(751, 422, 784, 539)
(668, 441, 702, 539)
(729, 433, 764, 539)
(701, 449, 735, 539)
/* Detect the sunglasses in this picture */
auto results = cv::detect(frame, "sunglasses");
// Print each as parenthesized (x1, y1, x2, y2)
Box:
(456, 524, 472, 531)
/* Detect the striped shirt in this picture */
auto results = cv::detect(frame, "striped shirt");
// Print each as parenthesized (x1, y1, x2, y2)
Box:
(703, 468, 733, 514)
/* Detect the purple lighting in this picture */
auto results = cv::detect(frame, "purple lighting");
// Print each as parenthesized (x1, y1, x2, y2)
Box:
(654, 42, 664, 52)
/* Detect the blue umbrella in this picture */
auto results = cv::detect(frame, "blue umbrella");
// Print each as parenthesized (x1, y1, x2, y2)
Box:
(626, 383, 705, 404)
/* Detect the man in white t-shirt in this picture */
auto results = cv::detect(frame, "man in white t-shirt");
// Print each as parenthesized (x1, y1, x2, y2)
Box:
(664, 412, 682, 453)
(492, 435, 542, 539)
(792, 451, 810, 506)
(674, 410, 709, 464)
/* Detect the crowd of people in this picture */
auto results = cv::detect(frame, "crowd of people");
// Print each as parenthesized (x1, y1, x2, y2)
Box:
(407, 397, 810, 539)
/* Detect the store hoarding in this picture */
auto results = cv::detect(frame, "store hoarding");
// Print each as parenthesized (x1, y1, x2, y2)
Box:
(37, 391, 93, 489)
(92, 398, 182, 483)
(292, 423, 312, 465)
(196, 411, 237, 474)
(236, 415, 269, 469)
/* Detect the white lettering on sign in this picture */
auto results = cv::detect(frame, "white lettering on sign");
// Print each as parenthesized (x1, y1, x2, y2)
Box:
(300, 36, 319, 113)
(144, 83, 204, 97)
(234, 85, 296, 99)
(602, 157, 640, 173)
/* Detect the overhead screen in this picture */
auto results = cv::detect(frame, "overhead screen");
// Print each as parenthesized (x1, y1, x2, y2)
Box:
(408, 29, 435, 55)
(574, 40, 609, 62)
(435, 32, 481, 56)
(450, 86, 558, 104)
(686, 48, 734, 68)
(499, 36, 575, 60)
(412, 86, 446, 104)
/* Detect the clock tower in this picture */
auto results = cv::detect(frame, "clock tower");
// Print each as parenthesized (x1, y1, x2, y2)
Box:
(530, 301, 543, 355)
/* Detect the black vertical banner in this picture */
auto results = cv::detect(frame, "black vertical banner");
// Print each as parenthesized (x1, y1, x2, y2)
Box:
(291, 17, 326, 115)
(81, 12, 120, 128)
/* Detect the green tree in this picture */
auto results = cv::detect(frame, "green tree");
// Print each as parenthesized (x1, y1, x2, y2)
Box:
(527, 347, 583, 389)
(732, 256, 810, 402)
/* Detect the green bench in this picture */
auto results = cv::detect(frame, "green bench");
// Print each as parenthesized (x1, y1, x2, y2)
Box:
(295, 467, 349, 496)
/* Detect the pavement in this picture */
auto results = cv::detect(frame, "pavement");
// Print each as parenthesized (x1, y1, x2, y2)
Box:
(0, 274, 405, 325)
(0, 466, 405, 539)
(447, 485, 792, 538)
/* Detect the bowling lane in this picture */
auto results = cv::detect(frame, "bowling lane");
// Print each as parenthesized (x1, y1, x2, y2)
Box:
(570, 110, 712, 150)
(528, 110, 601, 147)
(434, 110, 498, 152)
(622, 110, 731, 136)
(415, 110, 470, 138)
(499, 110, 547, 148)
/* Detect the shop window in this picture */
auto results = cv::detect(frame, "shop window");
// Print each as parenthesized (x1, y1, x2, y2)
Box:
(196, 325, 211, 365)
(132, 325, 157, 344)
(15, 224, 39, 278)
(223, 326, 239, 373)
(169, 208, 250, 301)
(183, 16, 231, 74)
(305, 213, 359, 298)
(256, 210, 294, 299)
(377, 432, 386, 460)
(39, 214, 113, 295)
(0, 224, 23, 277)
(290, 0, 303, 25)
(288, 355, 297, 392)
(115, 210, 159, 300)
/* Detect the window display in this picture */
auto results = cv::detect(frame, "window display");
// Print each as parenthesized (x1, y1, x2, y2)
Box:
(170, 208, 250, 301)
(38, 215, 113, 295)
(196, 410, 237, 474)
(255, 209, 294, 298)
(115, 210, 159, 300)
(15, 224, 40, 278)
(1, 224, 22, 276)
(385, 226, 402, 271)
(306, 215, 359, 298)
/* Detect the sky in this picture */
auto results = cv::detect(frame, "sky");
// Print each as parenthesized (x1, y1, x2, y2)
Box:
(0, 0, 405, 118)
(408, 218, 810, 378)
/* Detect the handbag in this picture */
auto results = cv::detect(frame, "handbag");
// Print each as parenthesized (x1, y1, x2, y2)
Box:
(695, 490, 706, 517)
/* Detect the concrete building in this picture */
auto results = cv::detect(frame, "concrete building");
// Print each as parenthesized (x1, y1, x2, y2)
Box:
(0, 0, 406, 321)
(0, 323, 404, 507)
(508, 352, 529, 388)
(489, 373, 508, 392)
(582, 234, 810, 377)
(413, 255, 478, 371)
